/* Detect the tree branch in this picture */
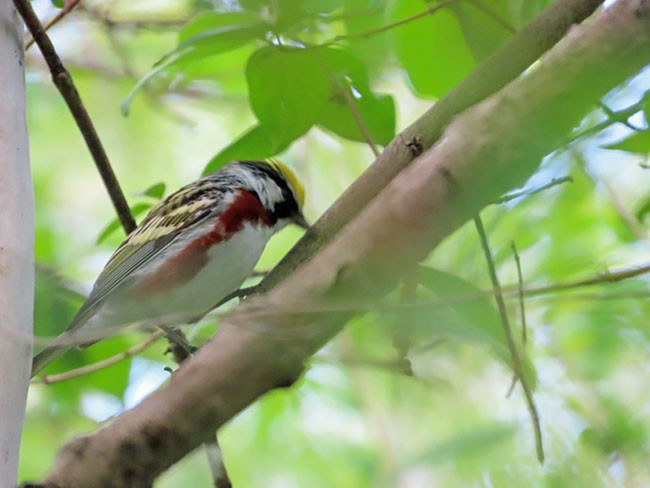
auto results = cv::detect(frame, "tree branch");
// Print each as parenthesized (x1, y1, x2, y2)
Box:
(13, 0, 136, 233)
(258, 0, 605, 293)
(35, 331, 165, 385)
(33, 1, 650, 487)
(25, 0, 81, 50)
(474, 216, 543, 462)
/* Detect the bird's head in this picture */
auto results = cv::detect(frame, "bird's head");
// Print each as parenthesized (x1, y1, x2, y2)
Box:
(231, 159, 309, 231)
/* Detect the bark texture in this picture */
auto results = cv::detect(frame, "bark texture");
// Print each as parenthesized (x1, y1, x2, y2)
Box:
(38, 1, 650, 487)
(0, 3, 34, 486)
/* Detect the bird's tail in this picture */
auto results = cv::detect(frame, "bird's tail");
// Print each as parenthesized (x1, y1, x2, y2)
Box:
(31, 343, 70, 378)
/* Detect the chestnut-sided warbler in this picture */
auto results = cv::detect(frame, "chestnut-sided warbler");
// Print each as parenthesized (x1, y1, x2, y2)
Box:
(32, 159, 307, 376)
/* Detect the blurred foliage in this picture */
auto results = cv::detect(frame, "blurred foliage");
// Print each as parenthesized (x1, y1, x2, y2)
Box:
(22, 0, 650, 487)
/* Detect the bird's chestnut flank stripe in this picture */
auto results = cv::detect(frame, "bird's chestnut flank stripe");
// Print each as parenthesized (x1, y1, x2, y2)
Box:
(137, 189, 274, 294)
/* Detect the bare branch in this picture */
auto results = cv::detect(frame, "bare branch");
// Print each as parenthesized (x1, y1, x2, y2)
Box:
(13, 0, 136, 233)
(36, 331, 165, 385)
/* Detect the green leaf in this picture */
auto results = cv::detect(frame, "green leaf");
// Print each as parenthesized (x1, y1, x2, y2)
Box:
(417, 266, 537, 388)
(410, 424, 515, 465)
(318, 92, 395, 146)
(388, 0, 475, 97)
(316, 48, 395, 145)
(203, 124, 293, 175)
(636, 194, 650, 221)
(240, 0, 342, 28)
(643, 90, 650, 121)
(96, 203, 153, 244)
(135, 182, 166, 200)
(179, 11, 262, 43)
(34, 265, 85, 341)
(158, 22, 267, 68)
(303, 0, 345, 14)
(51, 0, 65, 8)
(602, 129, 650, 155)
(246, 46, 330, 143)
(507, 0, 553, 27)
(342, 0, 391, 78)
(449, 1, 513, 62)
(122, 14, 266, 115)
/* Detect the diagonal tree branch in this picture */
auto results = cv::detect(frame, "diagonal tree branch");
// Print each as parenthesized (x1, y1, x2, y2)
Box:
(258, 0, 606, 293)
(13, 0, 136, 233)
(33, 2, 650, 487)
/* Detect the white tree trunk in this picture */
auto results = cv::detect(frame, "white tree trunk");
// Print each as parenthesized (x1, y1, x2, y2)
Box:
(0, 3, 34, 486)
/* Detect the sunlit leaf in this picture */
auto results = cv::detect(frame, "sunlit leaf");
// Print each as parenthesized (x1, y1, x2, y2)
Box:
(388, 0, 475, 97)
(602, 129, 650, 155)
(135, 182, 166, 200)
(342, 0, 391, 77)
(316, 48, 395, 145)
(246, 46, 330, 143)
(96, 203, 153, 244)
(449, 0, 513, 62)
(179, 11, 262, 43)
(122, 14, 266, 115)
(157, 23, 267, 68)
(203, 124, 293, 175)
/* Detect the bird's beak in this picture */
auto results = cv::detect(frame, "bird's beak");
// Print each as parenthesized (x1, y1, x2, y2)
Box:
(292, 212, 310, 230)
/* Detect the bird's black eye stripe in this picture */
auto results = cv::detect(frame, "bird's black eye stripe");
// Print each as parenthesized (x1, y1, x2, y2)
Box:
(239, 160, 294, 199)
(270, 198, 299, 222)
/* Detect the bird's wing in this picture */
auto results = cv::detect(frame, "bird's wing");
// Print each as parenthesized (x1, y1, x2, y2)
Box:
(67, 182, 228, 332)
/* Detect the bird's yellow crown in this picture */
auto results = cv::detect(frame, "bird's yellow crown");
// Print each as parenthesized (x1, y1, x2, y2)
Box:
(264, 158, 305, 209)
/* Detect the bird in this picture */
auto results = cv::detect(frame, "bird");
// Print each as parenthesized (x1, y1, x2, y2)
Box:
(32, 159, 308, 377)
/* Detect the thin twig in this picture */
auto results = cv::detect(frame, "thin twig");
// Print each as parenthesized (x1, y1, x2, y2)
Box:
(77, 3, 189, 30)
(339, 79, 381, 157)
(14, 0, 137, 233)
(597, 101, 642, 131)
(25, 0, 81, 50)
(37, 331, 165, 384)
(205, 437, 232, 488)
(565, 94, 650, 146)
(495, 176, 573, 204)
(506, 241, 527, 398)
(523, 263, 650, 298)
(473, 215, 544, 463)
(511, 242, 527, 346)
(332, 0, 459, 42)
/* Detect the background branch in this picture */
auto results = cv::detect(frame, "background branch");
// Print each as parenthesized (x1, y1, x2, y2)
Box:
(474, 215, 543, 462)
(13, 0, 136, 233)
(35, 2, 650, 487)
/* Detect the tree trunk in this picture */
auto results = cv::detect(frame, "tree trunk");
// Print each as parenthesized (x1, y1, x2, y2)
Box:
(0, 3, 34, 486)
